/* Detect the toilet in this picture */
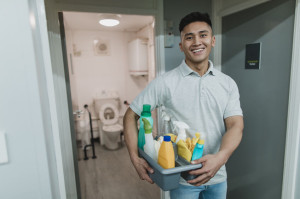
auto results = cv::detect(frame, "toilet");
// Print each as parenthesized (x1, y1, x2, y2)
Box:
(94, 91, 123, 150)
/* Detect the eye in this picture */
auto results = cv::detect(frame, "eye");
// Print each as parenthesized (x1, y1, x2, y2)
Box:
(185, 36, 193, 40)
(200, 34, 207, 38)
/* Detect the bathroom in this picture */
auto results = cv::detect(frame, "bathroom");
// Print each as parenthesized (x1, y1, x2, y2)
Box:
(62, 11, 160, 198)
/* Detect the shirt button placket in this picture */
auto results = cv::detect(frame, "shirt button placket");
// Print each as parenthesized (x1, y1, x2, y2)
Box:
(199, 78, 202, 98)
(200, 78, 205, 97)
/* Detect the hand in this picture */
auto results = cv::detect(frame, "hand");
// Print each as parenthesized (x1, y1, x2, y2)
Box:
(132, 156, 154, 184)
(187, 153, 225, 186)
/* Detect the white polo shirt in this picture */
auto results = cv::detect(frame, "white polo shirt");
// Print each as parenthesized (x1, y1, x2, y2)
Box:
(130, 60, 243, 185)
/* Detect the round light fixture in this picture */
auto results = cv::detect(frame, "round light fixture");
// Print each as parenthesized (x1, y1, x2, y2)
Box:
(99, 15, 120, 27)
(99, 19, 119, 27)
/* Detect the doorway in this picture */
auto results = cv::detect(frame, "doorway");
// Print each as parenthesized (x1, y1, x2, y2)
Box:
(60, 11, 160, 199)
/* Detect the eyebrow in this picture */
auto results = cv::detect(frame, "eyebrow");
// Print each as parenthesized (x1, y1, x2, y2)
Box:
(184, 30, 209, 37)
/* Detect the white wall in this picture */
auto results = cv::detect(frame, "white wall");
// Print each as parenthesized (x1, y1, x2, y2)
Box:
(0, 0, 57, 198)
(65, 27, 154, 119)
(65, 29, 79, 111)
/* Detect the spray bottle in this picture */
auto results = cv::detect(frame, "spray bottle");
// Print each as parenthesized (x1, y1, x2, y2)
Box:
(173, 121, 189, 143)
(138, 104, 153, 150)
(161, 110, 178, 160)
(142, 118, 157, 160)
(162, 111, 172, 134)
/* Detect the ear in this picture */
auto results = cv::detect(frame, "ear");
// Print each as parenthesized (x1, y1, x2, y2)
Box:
(212, 35, 216, 47)
(179, 42, 183, 52)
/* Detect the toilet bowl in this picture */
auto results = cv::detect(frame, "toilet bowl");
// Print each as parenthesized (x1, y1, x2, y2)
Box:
(99, 103, 123, 150)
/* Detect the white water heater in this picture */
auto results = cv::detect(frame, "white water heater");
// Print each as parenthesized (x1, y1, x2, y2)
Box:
(128, 38, 148, 76)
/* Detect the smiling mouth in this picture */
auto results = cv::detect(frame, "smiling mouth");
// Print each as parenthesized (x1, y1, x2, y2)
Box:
(192, 48, 205, 54)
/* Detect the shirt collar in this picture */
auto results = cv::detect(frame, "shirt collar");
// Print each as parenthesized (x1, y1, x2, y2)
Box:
(179, 60, 216, 77)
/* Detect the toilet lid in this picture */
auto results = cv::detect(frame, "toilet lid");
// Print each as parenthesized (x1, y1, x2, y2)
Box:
(103, 124, 123, 132)
(99, 103, 119, 125)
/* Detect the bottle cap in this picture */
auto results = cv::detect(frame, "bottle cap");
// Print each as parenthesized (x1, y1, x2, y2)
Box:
(141, 104, 151, 117)
(163, 135, 171, 142)
(197, 139, 205, 145)
(195, 132, 201, 139)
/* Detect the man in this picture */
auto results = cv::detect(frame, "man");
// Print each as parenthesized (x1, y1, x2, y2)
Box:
(123, 12, 244, 199)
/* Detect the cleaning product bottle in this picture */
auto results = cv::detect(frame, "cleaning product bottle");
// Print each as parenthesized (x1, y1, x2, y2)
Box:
(138, 104, 153, 150)
(158, 135, 175, 169)
(191, 139, 205, 161)
(142, 118, 157, 160)
(162, 111, 172, 134)
(173, 121, 189, 143)
(162, 111, 177, 142)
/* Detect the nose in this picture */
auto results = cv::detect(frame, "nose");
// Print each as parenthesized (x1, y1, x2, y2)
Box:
(193, 35, 202, 45)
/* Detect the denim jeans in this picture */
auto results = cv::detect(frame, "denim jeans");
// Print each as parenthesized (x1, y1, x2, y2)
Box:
(170, 181, 227, 199)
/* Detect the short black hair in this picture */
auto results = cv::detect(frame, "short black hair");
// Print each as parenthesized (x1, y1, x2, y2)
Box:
(179, 12, 212, 32)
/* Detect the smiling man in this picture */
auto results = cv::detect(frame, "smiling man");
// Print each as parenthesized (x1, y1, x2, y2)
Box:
(123, 12, 244, 199)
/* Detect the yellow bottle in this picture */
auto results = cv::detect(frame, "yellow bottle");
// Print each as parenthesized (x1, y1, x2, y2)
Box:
(158, 135, 175, 169)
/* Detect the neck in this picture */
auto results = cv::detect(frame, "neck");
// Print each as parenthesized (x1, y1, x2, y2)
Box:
(185, 60, 209, 76)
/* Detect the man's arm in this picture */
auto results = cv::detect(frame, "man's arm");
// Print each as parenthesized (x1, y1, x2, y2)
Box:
(187, 115, 244, 186)
(123, 107, 154, 183)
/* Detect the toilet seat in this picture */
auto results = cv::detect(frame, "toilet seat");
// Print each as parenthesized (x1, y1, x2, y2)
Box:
(103, 124, 123, 132)
(99, 103, 119, 125)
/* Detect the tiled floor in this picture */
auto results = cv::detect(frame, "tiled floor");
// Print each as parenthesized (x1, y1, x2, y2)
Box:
(77, 141, 160, 199)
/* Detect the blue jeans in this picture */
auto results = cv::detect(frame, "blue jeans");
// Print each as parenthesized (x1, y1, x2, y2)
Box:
(170, 181, 227, 199)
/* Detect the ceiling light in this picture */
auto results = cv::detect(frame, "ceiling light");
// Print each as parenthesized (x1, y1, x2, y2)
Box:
(99, 14, 120, 27)
(99, 19, 119, 27)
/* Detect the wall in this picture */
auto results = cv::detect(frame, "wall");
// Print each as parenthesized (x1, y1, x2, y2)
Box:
(65, 30, 79, 111)
(163, 0, 211, 72)
(66, 29, 133, 115)
(0, 0, 57, 198)
(65, 28, 154, 118)
(222, 0, 295, 198)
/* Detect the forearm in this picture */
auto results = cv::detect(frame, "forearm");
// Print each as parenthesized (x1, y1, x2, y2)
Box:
(123, 108, 140, 162)
(217, 116, 244, 164)
(188, 116, 243, 185)
(123, 108, 154, 183)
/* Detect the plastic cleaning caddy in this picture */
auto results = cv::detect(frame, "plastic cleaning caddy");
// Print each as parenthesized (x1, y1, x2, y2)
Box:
(139, 149, 202, 191)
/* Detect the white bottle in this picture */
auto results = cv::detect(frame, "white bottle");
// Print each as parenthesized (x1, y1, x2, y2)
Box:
(162, 114, 172, 135)
(142, 118, 157, 161)
(173, 121, 189, 143)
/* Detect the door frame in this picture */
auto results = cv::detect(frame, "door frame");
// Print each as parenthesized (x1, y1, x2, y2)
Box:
(281, 0, 300, 198)
(43, 1, 165, 198)
(212, 0, 300, 198)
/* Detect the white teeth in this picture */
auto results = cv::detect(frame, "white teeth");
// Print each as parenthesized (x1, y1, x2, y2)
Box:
(193, 49, 204, 53)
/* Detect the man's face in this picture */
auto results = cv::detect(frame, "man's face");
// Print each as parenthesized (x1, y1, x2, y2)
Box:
(179, 21, 215, 66)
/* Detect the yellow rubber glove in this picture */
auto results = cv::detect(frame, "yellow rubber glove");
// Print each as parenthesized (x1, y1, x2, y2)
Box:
(177, 140, 192, 162)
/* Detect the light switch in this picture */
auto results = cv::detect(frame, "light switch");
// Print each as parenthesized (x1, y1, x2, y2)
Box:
(0, 131, 8, 164)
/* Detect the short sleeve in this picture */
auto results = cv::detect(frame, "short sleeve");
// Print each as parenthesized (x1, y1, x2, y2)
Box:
(224, 78, 243, 119)
(130, 76, 166, 116)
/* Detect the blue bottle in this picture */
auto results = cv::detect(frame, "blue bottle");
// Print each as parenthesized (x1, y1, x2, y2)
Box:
(191, 139, 205, 161)
(138, 104, 153, 150)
